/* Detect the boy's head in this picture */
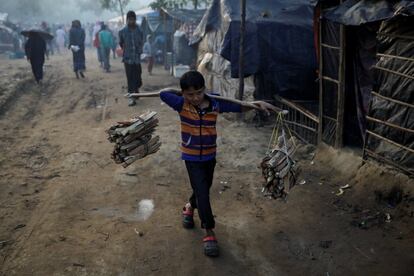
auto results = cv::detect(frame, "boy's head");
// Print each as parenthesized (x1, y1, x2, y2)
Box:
(180, 71, 205, 107)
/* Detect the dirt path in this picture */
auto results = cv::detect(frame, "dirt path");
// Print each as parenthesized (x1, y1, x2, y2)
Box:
(0, 50, 413, 276)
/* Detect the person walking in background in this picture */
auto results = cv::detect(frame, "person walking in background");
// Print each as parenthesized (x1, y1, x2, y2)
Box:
(99, 24, 114, 73)
(119, 11, 143, 106)
(143, 34, 154, 75)
(55, 26, 66, 54)
(68, 20, 86, 79)
(25, 32, 46, 84)
(93, 21, 103, 67)
(41, 21, 53, 59)
(111, 27, 118, 59)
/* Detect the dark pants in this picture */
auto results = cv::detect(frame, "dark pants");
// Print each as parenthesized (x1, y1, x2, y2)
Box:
(101, 47, 111, 71)
(30, 58, 44, 82)
(147, 56, 154, 74)
(124, 63, 142, 93)
(185, 159, 216, 229)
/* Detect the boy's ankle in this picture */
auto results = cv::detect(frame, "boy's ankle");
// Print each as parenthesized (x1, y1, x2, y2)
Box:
(206, 229, 215, 237)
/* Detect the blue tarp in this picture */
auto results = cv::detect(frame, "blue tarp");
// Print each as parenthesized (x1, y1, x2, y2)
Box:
(324, 0, 414, 26)
(192, 0, 317, 99)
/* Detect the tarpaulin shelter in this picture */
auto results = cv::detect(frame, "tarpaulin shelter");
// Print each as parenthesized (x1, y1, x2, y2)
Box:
(191, 0, 317, 103)
(316, 0, 414, 175)
(139, 8, 205, 67)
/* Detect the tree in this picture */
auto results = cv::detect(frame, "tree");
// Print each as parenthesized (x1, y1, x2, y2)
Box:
(100, 0, 130, 23)
(149, 0, 211, 10)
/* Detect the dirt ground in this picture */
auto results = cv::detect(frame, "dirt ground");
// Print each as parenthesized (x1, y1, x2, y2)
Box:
(0, 49, 413, 276)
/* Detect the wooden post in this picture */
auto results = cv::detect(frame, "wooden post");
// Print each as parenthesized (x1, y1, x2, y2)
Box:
(317, 9, 324, 143)
(335, 23, 346, 148)
(237, 0, 246, 101)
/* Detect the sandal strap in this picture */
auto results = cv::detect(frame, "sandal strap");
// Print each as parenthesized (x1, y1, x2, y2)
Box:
(203, 236, 217, 242)
(183, 210, 193, 216)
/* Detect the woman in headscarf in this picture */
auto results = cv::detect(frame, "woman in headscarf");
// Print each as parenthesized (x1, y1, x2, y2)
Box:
(25, 32, 46, 84)
(68, 20, 86, 79)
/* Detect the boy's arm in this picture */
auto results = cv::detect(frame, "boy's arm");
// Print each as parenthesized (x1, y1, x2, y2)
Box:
(209, 94, 284, 115)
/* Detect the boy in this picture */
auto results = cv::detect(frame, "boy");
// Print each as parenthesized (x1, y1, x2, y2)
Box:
(136, 71, 278, 257)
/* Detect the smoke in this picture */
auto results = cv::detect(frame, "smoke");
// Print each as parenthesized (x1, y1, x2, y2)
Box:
(0, 0, 152, 24)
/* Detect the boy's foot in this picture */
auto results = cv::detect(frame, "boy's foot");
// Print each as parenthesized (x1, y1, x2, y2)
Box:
(79, 71, 85, 78)
(182, 204, 194, 229)
(128, 98, 136, 106)
(203, 236, 219, 257)
(75, 71, 79, 79)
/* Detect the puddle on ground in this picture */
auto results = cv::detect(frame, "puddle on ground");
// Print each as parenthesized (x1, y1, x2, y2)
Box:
(91, 199, 154, 222)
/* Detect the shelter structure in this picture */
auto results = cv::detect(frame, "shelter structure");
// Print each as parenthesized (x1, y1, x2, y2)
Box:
(191, 0, 317, 100)
(316, 0, 414, 175)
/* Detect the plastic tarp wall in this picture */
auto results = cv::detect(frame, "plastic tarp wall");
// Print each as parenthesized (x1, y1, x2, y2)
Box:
(365, 16, 414, 175)
(192, 0, 317, 100)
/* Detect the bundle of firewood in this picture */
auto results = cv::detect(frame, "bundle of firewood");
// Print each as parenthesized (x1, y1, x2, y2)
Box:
(107, 111, 161, 167)
(260, 132, 299, 199)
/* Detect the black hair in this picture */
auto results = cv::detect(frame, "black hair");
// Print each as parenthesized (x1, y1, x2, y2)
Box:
(127, 10, 136, 19)
(180, 71, 205, 91)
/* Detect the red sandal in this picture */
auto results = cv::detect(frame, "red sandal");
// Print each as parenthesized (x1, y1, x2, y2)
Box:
(182, 206, 194, 229)
(203, 236, 219, 257)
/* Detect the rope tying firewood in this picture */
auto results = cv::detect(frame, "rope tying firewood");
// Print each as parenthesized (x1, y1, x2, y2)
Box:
(260, 112, 300, 199)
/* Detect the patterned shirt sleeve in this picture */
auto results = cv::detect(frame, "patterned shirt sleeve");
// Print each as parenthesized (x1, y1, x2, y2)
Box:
(216, 99, 242, 113)
(160, 91, 184, 112)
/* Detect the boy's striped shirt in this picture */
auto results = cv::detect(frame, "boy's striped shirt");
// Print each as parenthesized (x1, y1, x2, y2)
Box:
(160, 91, 242, 162)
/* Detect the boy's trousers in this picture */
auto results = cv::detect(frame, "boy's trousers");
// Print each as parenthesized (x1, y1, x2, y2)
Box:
(185, 159, 216, 229)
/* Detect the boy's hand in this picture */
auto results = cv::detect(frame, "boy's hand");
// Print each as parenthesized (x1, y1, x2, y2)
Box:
(250, 101, 282, 115)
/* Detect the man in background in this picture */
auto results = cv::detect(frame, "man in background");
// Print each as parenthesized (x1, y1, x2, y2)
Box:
(119, 11, 143, 107)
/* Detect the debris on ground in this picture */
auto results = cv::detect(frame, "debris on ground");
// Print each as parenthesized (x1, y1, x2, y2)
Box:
(336, 184, 351, 196)
(107, 111, 161, 167)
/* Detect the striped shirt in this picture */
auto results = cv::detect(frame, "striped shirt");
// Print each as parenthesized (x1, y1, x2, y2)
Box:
(160, 91, 242, 162)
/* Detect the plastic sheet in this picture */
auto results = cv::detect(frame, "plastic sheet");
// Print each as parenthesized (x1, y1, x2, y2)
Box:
(192, 0, 317, 100)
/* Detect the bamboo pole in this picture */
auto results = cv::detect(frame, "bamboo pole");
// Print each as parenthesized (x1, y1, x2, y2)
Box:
(366, 130, 414, 154)
(283, 120, 318, 133)
(377, 53, 414, 63)
(275, 96, 319, 123)
(126, 92, 288, 113)
(237, 0, 247, 101)
(322, 75, 340, 84)
(321, 43, 340, 50)
(318, 11, 324, 143)
(374, 65, 414, 81)
(377, 33, 414, 41)
(366, 115, 414, 134)
(371, 91, 414, 109)
(364, 149, 413, 176)
(335, 23, 346, 148)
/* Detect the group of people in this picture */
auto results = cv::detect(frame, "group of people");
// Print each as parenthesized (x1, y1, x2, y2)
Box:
(24, 11, 145, 107)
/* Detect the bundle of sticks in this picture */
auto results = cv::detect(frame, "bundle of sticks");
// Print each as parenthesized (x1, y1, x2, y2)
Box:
(260, 130, 299, 199)
(107, 111, 161, 167)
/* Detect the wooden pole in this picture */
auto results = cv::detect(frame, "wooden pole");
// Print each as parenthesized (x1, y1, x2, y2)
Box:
(317, 8, 324, 143)
(237, 0, 246, 101)
(335, 22, 346, 148)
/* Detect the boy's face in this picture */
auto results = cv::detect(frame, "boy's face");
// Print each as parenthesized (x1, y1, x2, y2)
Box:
(182, 87, 205, 107)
